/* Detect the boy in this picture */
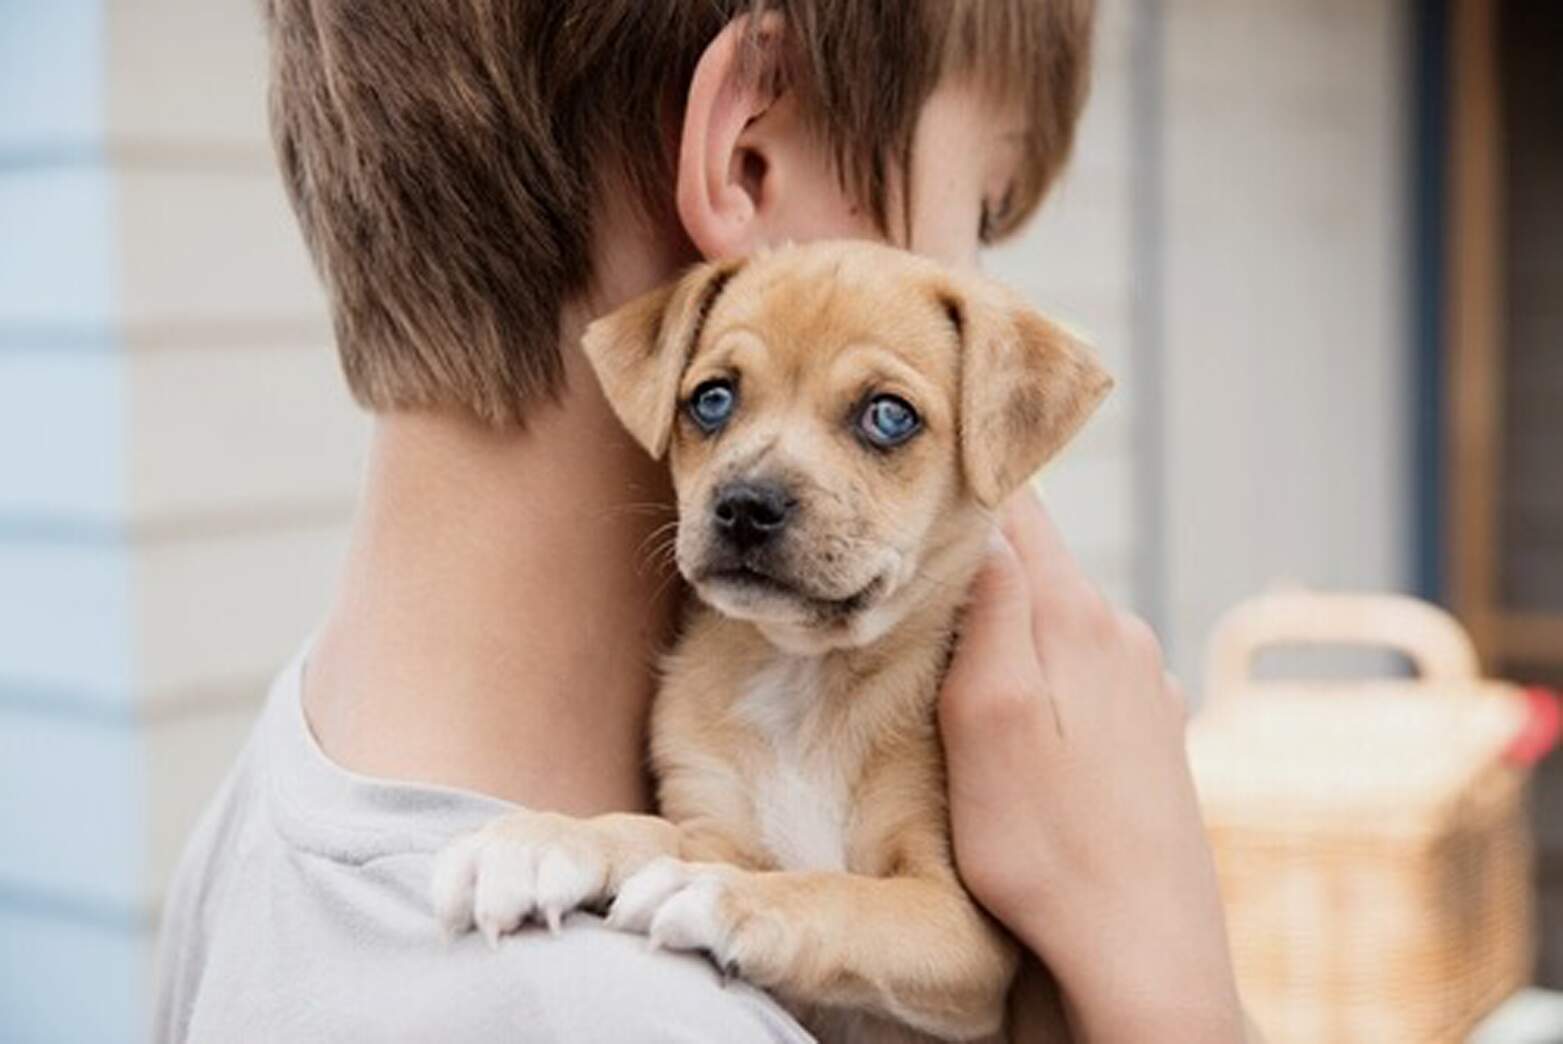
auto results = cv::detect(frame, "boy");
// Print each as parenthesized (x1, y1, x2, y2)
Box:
(155, 2, 1246, 1040)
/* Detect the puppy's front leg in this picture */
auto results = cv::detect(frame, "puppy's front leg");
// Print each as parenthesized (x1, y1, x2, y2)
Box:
(610, 862, 1018, 1041)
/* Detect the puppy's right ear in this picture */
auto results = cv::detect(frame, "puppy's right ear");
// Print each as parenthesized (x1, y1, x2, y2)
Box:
(580, 259, 742, 459)
(940, 274, 1114, 509)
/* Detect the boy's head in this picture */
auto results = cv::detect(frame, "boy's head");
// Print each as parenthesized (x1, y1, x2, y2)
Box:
(263, 1, 1095, 427)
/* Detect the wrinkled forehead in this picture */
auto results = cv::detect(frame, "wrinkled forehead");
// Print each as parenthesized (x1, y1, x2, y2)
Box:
(694, 247, 960, 387)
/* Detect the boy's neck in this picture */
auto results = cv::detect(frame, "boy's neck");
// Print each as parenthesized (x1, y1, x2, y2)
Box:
(303, 343, 682, 816)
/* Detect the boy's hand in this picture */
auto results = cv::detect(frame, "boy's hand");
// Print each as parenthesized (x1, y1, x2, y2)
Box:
(939, 489, 1246, 1043)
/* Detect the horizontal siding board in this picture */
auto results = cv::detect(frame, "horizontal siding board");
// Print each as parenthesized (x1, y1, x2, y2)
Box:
(0, 541, 133, 699)
(0, 904, 150, 1044)
(128, 340, 365, 524)
(0, 166, 118, 327)
(132, 520, 348, 702)
(0, 334, 362, 534)
(0, 1, 104, 154)
(0, 348, 125, 521)
(0, 694, 258, 916)
(117, 166, 327, 327)
(0, 519, 342, 709)
(0, 706, 145, 909)
(105, 0, 270, 151)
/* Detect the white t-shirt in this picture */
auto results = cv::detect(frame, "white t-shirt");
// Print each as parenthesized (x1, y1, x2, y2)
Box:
(153, 650, 814, 1043)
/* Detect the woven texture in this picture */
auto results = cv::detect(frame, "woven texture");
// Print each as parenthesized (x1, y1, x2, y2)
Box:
(1191, 592, 1536, 1043)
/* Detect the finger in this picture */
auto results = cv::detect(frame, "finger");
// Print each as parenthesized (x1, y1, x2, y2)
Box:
(1165, 671, 1190, 724)
(955, 529, 1039, 669)
(1001, 487, 1097, 610)
(1001, 487, 1108, 652)
(1116, 609, 1165, 670)
(942, 529, 1046, 727)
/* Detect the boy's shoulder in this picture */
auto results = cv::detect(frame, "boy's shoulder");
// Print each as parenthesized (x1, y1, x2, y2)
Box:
(152, 658, 812, 1043)
(412, 917, 815, 1043)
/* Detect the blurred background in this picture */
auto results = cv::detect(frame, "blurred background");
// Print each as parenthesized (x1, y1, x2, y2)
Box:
(1, 0, 1558, 1040)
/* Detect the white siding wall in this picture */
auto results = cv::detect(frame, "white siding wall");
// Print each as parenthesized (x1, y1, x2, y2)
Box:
(0, 2, 358, 1039)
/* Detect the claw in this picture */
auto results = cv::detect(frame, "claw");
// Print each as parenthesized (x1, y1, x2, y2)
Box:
(434, 808, 619, 948)
(609, 856, 690, 933)
(430, 832, 484, 939)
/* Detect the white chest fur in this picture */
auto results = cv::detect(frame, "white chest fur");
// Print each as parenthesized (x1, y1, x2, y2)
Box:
(736, 655, 849, 872)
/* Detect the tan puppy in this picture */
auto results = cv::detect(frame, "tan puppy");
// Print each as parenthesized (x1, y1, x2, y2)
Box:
(433, 241, 1111, 1042)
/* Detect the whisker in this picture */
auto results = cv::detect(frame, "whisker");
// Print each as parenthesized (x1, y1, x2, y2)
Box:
(646, 561, 688, 605)
(635, 519, 681, 558)
(601, 501, 679, 521)
(637, 531, 683, 579)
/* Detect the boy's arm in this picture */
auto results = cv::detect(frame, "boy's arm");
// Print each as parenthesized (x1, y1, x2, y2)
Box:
(941, 490, 1248, 1044)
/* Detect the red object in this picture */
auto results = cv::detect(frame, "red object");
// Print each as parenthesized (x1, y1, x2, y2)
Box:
(1505, 687, 1562, 767)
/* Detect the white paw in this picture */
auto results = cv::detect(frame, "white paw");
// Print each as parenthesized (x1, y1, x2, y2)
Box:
(608, 859, 735, 966)
(431, 824, 607, 946)
(647, 873, 728, 956)
(431, 832, 486, 937)
(606, 856, 692, 933)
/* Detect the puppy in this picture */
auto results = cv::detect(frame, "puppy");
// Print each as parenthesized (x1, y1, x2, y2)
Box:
(433, 241, 1111, 1042)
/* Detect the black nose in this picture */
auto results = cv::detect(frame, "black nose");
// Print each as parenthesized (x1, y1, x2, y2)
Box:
(712, 481, 796, 551)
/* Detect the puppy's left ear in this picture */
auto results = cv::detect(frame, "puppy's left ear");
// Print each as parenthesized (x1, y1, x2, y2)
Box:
(941, 276, 1114, 509)
(580, 259, 743, 459)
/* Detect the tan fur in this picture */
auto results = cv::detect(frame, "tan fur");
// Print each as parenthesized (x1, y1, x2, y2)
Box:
(438, 242, 1111, 1042)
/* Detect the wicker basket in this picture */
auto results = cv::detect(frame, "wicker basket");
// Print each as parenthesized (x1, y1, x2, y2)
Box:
(1189, 591, 1555, 1044)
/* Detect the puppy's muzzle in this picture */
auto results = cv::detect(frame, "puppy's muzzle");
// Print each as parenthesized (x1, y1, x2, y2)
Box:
(712, 480, 796, 553)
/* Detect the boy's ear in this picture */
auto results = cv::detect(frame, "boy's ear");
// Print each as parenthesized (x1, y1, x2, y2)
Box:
(580, 259, 742, 459)
(677, 13, 785, 259)
(940, 275, 1114, 509)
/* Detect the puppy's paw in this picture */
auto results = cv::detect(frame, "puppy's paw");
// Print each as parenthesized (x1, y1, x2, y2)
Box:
(431, 812, 609, 946)
(647, 872, 731, 957)
(606, 856, 695, 934)
(431, 831, 487, 938)
(608, 859, 746, 971)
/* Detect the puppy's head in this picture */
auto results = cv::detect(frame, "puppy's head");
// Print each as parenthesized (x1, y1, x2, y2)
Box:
(583, 241, 1111, 652)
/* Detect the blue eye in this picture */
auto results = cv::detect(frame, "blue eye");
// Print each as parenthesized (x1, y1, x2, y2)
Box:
(859, 395, 921, 448)
(688, 379, 737, 432)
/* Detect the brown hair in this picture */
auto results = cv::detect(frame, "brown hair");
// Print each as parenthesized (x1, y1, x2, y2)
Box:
(263, 0, 1095, 426)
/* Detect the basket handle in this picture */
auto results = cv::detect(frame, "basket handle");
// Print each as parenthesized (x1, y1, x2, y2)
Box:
(1204, 590, 1480, 710)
